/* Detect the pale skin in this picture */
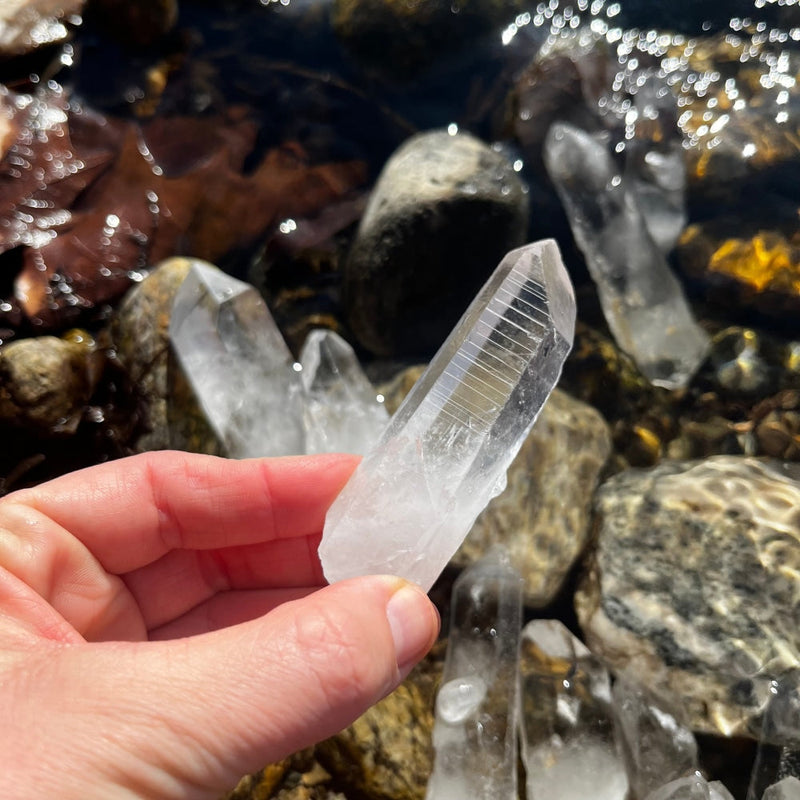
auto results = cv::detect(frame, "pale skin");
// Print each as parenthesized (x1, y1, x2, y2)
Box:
(0, 450, 440, 799)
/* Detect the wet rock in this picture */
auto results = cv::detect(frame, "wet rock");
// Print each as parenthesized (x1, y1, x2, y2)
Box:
(317, 650, 440, 800)
(677, 222, 800, 326)
(453, 388, 612, 607)
(0, 332, 100, 434)
(0, 0, 83, 58)
(344, 130, 528, 357)
(110, 256, 192, 452)
(331, 0, 522, 79)
(576, 456, 800, 738)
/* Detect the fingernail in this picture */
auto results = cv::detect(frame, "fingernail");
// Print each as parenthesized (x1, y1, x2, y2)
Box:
(385, 582, 438, 671)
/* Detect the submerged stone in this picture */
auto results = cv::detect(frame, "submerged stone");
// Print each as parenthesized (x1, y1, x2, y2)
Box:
(344, 129, 529, 357)
(576, 456, 800, 737)
(454, 387, 612, 606)
(299, 329, 389, 455)
(544, 121, 708, 390)
(169, 260, 305, 459)
(425, 550, 522, 800)
(321, 239, 575, 591)
(519, 619, 628, 800)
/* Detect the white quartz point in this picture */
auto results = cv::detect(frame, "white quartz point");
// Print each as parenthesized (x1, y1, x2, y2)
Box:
(612, 676, 699, 800)
(320, 239, 575, 591)
(519, 619, 628, 800)
(298, 329, 389, 455)
(644, 775, 735, 800)
(425, 549, 523, 800)
(544, 121, 709, 390)
(747, 675, 800, 800)
(763, 777, 800, 800)
(169, 259, 305, 458)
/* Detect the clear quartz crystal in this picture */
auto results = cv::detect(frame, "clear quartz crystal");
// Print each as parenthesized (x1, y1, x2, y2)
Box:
(747, 674, 800, 800)
(544, 121, 708, 390)
(612, 676, 699, 799)
(169, 259, 305, 458)
(425, 549, 523, 800)
(299, 329, 389, 455)
(645, 775, 736, 800)
(320, 240, 575, 591)
(519, 619, 628, 800)
(763, 778, 800, 800)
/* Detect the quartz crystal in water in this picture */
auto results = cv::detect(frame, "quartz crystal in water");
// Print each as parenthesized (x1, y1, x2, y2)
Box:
(612, 676, 699, 799)
(645, 775, 736, 800)
(747, 674, 800, 800)
(519, 619, 628, 800)
(544, 121, 708, 390)
(169, 260, 305, 458)
(425, 549, 522, 800)
(299, 328, 389, 455)
(320, 239, 575, 591)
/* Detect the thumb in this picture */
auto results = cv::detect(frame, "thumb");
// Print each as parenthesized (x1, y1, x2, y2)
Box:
(8, 576, 439, 800)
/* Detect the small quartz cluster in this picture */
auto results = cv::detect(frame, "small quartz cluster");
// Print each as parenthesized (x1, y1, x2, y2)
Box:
(169, 259, 388, 458)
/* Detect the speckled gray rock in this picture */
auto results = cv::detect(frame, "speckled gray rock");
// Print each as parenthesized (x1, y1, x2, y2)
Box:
(110, 257, 193, 452)
(0, 333, 98, 434)
(576, 456, 800, 738)
(453, 388, 612, 606)
(344, 130, 529, 357)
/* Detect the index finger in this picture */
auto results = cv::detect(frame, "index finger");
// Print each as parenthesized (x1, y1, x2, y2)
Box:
(7, 450, 358, 574)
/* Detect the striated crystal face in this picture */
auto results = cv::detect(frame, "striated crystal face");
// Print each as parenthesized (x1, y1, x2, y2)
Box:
(320, 239, 576, 591)
(544, 121, 709, 390)
(169, 259, 305, 458)
(425, 550, 522, 800)
(299, 328, 389, 455)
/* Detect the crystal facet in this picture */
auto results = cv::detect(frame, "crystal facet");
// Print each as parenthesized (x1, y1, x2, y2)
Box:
(519, 619, 628, 800)
(644, 776, 736, 800)
(763, 778, 800, 800)
(425, 549, 522, 800)
(612, 676, 699, 799)
(748, 675, 800, 800)
(544, 121, 709, 389)
(320, 239, 575, 591)
(299, 329, 389, 455)
(169, 259, 305, 458)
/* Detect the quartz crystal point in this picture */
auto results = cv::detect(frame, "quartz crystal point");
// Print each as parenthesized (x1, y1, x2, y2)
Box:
(747, 674, 800, 800)
(169, 259, 305, 458)
(320, 239, 575, 591)
(763, 778, 800, 800)
(544, 121, 708, 390)
(425, 549, 523, 800)
(644, 775, 736, 800)
(519, 619, 628, 800)
(298, 329, 389, 455)
(612, 676, 699, 799)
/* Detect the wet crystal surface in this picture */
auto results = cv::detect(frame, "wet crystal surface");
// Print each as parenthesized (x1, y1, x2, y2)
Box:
(320, 239, 575, 591)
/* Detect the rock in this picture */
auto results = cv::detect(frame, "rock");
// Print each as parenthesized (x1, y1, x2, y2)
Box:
(676, 221, 800, 326)
(110, 257, 192, 452)
(330, 0, 521, 79)
(453, 388, 612, 606)
(0, 0, 83, 58)
(316, 649, 441, 800)
(576, 456, 800, 738)
(0, 333, 100, 434)
(344, 130, 529, 357)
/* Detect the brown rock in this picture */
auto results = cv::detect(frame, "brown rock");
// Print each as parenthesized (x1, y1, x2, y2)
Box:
(0, 333, 99, 433)
(453, 388, 612, 606)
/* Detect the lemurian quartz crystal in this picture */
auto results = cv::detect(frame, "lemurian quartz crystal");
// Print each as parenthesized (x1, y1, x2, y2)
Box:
(320, 239, 576, 591)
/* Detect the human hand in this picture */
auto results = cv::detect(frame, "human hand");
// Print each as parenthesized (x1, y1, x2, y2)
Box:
(0, 451, 439, 799)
